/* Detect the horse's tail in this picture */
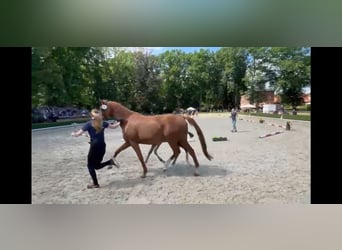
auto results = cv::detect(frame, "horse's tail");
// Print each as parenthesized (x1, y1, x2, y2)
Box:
(183, 116, 213, 161)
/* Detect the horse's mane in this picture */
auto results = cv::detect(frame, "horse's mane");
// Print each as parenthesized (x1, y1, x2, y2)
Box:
(109, 101, 132, 113)
(101, 100, 135, 120)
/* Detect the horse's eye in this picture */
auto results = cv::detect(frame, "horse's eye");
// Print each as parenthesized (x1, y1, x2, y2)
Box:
(101, 104, 108, 110)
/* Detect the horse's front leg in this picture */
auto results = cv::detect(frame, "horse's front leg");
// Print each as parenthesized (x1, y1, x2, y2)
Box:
(163, 156, 174, 171)
(130, 142, 148, 178)
(112, 141, 131, 168)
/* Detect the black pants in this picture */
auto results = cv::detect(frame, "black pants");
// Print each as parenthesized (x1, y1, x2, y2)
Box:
(87, 140, 112, 185)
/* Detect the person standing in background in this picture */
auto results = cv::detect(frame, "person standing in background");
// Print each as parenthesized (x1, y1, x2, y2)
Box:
(230, 108, 238, 132)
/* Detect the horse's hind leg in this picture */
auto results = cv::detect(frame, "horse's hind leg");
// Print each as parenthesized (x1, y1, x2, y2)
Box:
(154, 144, 165, 163)
(168, 145, 190, 166)
(179, 141, 200, 176)
(185, 151, 190, 165)
(164, 142, 181, 171)
(130, 141, 148, 178)
(171, 145, 185, 165)
(175, 146, 191, 166)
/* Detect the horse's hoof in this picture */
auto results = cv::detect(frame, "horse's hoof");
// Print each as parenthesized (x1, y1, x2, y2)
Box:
(111, 157, 120, 168)
(140, 173, 147, 178)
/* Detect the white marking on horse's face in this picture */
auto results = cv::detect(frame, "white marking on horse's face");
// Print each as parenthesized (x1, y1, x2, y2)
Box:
(100, 104, 108, 110)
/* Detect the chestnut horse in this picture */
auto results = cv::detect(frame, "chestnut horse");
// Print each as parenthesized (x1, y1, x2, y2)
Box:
(100, 100, 213, 177)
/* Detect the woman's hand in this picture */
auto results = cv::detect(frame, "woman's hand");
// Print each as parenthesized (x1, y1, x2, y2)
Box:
(109, 121, 120, 129)
(71, 129, 83, 137)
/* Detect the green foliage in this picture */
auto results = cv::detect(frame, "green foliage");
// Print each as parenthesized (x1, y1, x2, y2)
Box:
(267, 47, 310, 108)
(216, 47, 248, 108)
(32, 47, 310, 116)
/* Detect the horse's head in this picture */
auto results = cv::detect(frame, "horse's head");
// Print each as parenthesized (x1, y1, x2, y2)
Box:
(100, 100, 131, 120)
(100, 99, 111, 119)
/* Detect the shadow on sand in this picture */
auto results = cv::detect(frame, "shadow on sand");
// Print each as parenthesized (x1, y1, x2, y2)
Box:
(105, 164, 232, 188)
(162, 164, 232, 177)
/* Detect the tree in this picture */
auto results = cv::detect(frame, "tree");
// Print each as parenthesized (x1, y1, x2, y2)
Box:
(216, 47, 248, 109)
(268, 47, 311, 108)
(32, 47, 309, 114)
(49, 47, 99, 107)
(106, 48, 135, 108)
(158, 50, 189, 112)
(187, 49, 213, 110)
(32, 47, 65, 107)
(131, 50, 163, 113)
(244, 47, 270, 104)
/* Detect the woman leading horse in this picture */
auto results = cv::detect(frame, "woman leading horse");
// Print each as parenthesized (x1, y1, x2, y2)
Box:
(100, 100, 213, 178)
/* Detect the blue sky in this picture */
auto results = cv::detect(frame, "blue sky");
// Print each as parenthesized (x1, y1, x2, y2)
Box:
(152, 47, 221, 55)
(124, 47, 221, 55)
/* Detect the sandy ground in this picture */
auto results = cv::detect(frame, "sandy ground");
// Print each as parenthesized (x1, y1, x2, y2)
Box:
(32, 113, 310, 204)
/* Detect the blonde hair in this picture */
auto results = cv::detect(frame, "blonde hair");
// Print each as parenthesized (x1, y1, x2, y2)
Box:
(90, 109, 103, 133)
